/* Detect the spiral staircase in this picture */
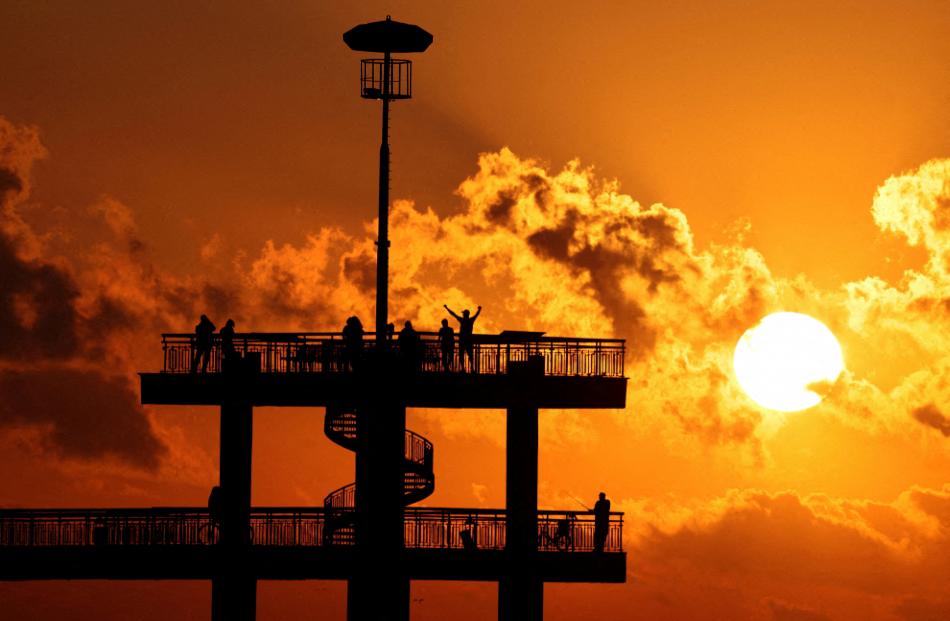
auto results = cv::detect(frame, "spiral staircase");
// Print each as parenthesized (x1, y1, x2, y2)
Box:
(322, 405, 434, 545)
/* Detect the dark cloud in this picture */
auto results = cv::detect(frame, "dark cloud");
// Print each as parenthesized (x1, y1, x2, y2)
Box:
(911, 404, 950, 437)
(342, 253, 375, 293)
(0, 367, 165, 469)
(0, 235, 81, 359)
(0, 166, 23, 197)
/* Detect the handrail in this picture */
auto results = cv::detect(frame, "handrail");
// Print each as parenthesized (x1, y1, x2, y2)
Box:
(158, 331, 625, 377)
(0, 507, 624, 552)
(323, 484, 355, 509)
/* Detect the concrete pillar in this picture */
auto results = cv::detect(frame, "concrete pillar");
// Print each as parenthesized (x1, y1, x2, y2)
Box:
(212, 390, 256, 621)
(500, 357, 543, 621)
(347, 359, 409, 621)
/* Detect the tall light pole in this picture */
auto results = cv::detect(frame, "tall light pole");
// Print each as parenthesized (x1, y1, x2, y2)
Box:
(344, 17, 433, 347)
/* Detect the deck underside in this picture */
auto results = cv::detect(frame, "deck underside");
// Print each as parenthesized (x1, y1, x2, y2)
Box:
(0, 547, 626, 583)
(140, 373, 628, 409)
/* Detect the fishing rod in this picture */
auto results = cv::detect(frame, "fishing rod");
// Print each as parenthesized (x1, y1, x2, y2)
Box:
(568, 494, 591, 511)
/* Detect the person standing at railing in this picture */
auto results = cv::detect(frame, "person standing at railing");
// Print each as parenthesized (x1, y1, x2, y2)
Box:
(438, 319, 455, 372)
(398, 320, 422, 371)
(342, 316, 364, 371)
(593, 491, 610, 552)
(220, 319, 237, 364)
(444, 304, 481, 372)
(191, 314, 216, 373)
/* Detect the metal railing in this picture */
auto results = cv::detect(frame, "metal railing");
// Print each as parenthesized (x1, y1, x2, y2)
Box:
(0, 508, 623, 553)
(159, 332, 625, 378)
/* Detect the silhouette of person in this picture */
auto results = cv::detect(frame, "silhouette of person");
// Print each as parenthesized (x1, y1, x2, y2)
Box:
(460, 514, 477, 551)
(444, 304, 481, 372)
(220, 319, 237, 364)
(438, 319, 455, 372)
(342, 316, 364, 371)
(191, 314, 216, 373)
(208, 485, 223, 527)
(398, 320, 422, 370)
(386, 322, 396, 342)
(593, 491, 610, 552)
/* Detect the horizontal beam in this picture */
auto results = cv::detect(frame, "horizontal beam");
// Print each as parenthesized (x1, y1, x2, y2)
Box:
(0, 547, 626, 583)
(140, 373, 628, 409)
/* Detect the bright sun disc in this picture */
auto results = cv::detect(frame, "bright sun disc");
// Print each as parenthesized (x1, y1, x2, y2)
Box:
(733, 312, 844, 412)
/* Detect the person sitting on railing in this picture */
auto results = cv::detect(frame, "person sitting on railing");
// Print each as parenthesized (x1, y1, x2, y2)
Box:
(593, 491, 610, 552)
(444, 304, 481, 372)
(438, 319, 455, 372)
(398, 320, 422, 371)
(342, 316, 364, 371)
(191, 314, 216, 373)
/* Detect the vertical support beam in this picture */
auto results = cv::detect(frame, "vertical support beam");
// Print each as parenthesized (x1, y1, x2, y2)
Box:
(500, 357, 543, 621)
(212, 389, 256, 621)
(375, 51, 391, 345)
(348, 361, 409, 621)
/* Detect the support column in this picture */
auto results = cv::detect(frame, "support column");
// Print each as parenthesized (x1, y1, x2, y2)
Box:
(347, 360, 409, 621)
(212, 391, 256, 621)
(500, 358, 543, 621)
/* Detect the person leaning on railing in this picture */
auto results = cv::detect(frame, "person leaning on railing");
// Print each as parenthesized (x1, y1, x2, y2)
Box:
(593, 492, 610, 552)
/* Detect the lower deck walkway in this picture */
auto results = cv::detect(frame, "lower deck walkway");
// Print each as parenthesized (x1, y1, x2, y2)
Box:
(0, 507, 625, 583)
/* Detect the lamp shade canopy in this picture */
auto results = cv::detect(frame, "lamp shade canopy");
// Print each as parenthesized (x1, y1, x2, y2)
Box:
(343, 16, 433, 53)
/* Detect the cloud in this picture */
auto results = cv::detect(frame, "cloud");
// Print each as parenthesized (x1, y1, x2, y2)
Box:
(623, 485, 950, 620)
(0, 117, 169, 469)
(0, 367, 165, 469)
(5, 106, 950, 472)
(912, 404, 950, 437)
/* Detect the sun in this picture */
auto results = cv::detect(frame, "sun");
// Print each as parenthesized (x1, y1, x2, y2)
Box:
(733, 312, 844, 412)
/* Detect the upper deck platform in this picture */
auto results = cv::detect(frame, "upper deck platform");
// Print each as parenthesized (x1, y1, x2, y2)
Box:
(141, 332, 627, 409)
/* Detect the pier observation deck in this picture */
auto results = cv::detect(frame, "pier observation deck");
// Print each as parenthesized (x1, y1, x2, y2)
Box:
(0, 507, 625, 582)
(140, 331, 628, 409)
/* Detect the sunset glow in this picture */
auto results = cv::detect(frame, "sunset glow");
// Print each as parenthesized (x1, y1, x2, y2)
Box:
(1, 2, 949, 620)
(733, 312, 844, 412)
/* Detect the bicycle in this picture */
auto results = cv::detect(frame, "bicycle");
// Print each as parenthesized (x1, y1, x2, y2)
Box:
(537, 514, 575, 552)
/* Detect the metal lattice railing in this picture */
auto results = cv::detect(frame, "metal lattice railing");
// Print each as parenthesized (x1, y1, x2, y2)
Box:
(0, 508, 623, 553)
(160, 332, 625, 378)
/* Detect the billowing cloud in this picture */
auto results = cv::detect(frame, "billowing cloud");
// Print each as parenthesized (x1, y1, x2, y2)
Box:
(622, 484, 950, 620)
(0, 367, 165, 469)
(0, 117, 169, 469)
(4, 105, 950, 478)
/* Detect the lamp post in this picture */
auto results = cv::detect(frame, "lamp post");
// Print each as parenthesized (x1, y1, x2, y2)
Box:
(344, 17, 432, 348)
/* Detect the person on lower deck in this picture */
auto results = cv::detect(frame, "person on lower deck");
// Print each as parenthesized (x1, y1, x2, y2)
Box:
(593, 491, 610, 552)
(444, 304, 481, 372)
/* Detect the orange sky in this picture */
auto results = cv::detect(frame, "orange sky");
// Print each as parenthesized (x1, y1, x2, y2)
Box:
(1, 2, 949, 620)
